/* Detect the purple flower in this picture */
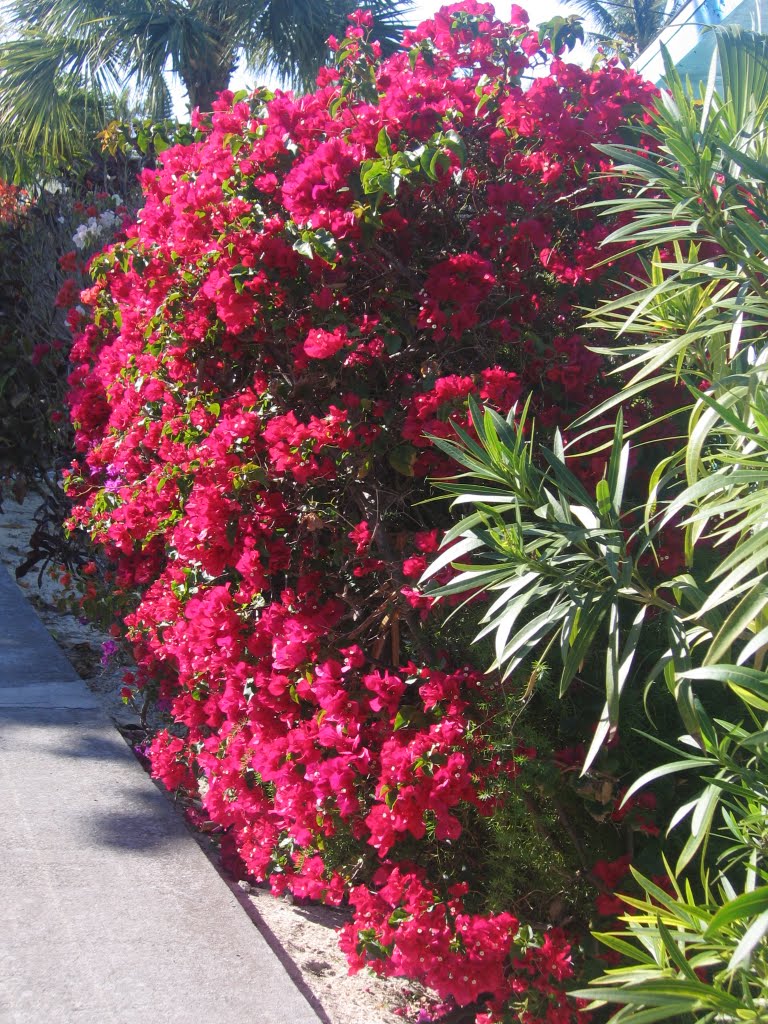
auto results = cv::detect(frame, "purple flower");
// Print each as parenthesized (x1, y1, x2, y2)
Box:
(104, 464, 122, 493)
(100, 638, 119, 665)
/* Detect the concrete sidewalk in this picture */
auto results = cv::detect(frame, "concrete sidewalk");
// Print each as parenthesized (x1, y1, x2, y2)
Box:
(0, 566, 323, 1024)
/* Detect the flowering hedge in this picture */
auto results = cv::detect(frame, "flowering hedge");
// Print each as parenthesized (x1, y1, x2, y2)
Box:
(65, 6, 660, 1021)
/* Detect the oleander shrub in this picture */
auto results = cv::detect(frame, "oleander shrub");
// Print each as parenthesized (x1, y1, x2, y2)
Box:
(64, 5, 663, 1020)
(425, 31, 768, 1023)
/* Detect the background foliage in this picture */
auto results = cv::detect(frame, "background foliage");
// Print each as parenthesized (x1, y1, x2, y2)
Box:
(0, 0, 413, 181)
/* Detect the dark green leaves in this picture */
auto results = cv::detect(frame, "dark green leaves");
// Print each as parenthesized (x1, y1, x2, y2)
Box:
(359, 127, 468, 209)
(537, 15, 585, 55)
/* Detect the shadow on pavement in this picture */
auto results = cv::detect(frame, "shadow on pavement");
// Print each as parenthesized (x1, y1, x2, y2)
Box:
(85, 788, 182, 853)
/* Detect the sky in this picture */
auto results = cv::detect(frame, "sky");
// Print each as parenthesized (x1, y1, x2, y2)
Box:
(170, 0, 590, 115)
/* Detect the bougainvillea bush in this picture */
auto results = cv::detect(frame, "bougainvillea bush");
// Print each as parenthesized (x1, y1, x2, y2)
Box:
(65, 5, 661, 1020)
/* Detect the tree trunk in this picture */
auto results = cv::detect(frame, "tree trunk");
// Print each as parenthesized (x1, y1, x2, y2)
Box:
(180, 51, 237, 113)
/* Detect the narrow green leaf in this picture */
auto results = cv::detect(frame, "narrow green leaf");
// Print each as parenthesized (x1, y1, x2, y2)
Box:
(682, 664, 768, 698)
(421, 535, 485, 581)
(705, 585, 768, 665)
(676, 783, 720, 874)
(728, 908, 768, 970)
(623, 758, 715, 805)
(656, 917, 699, 981)
(706, 886, 768, 935)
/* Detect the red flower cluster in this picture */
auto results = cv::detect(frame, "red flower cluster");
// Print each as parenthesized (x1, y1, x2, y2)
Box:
(64, 5, 658, 1020)
(341, 868, 578, 1023)
(0, 179, 28, 227)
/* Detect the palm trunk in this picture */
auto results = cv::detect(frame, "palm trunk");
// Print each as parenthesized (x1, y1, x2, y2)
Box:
(180, 53, 237, 113)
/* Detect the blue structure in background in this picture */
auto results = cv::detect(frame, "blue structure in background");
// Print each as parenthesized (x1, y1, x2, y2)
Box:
(633, 0, 765, 85)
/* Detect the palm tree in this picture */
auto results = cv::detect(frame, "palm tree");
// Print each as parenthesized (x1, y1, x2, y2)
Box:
(0, 0, 412, 180)
(570, 0, 687, 57)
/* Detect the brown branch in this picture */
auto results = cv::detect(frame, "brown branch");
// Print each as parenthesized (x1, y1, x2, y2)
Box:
(523, 792, 614, 897)
(351, 485, 436, 664)
(552, 795, 613, 896)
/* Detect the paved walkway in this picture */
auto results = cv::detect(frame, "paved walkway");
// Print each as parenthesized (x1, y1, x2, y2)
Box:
(0, 566, 323, 1024)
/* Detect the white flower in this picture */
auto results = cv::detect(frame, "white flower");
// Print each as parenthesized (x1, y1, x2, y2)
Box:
(72, 211, 122, 250)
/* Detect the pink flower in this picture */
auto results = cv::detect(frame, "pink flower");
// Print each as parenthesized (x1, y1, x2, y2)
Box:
(303, 326, 349, 358)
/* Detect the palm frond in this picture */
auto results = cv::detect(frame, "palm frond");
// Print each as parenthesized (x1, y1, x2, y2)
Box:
(242, 0, 414, 91)
(569, 0, 681, 53)
(0, 31, 124, 176)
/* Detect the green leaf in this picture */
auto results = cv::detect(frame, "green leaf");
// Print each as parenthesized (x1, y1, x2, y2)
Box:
(375, 127, 392, 160)
(729, 682, 768, 713)
(496, 601, 569, 679)
(293, 239, 314, 260)
(706, 886, 768, 935)
(705, 585, 768, 666)
(393, 706, 428, 731)
(676, 783, 721, 874)
(623, 755, 716, 804)
(421, 535, 484, 580)
(388, 444, 417, 477)
(428, 148, 451, 179)
(419, 144, 437, 177)
(596, 478, 612, 518)
(656, 916, 699, 981)
(682, 664, 768, 701)
(590, 931, 656, 964)
(442, 129, 467, 165)
(559, 591, 614, 697)
(583, 600, 620, 773)
(728, 908, 768, 970)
